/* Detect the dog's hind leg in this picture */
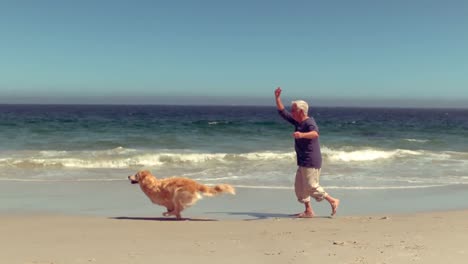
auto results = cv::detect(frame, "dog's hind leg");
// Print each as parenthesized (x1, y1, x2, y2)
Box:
(171, 195, 185, 219)
(172, 203, 183, 219)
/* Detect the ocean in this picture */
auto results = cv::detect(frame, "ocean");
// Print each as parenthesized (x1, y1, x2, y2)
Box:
(1, 104, 468, 217)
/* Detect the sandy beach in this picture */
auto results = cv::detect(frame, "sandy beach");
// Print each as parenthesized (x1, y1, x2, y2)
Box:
(1, 210, 468, 264)
(2, 180, 468, 264)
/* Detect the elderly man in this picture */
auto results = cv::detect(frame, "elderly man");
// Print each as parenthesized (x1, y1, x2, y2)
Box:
(275, 87, 339, 218)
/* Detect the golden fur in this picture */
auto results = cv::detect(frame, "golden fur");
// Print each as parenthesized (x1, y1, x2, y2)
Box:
(128, 170, 235, 219)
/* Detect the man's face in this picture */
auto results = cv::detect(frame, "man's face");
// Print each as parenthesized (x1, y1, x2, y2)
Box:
(291, 104, 301, 121)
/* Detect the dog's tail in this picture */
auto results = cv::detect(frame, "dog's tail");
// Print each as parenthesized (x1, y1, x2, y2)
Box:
(198, 184, 236, 196)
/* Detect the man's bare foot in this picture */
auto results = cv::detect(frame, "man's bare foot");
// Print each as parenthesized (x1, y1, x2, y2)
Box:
(331, 199, 340, 216)
(293, 211, 315, 218)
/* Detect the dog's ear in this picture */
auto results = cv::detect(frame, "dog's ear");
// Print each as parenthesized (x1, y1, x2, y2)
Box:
(135, 170, 147, 180)
(140, 170, 152, 177)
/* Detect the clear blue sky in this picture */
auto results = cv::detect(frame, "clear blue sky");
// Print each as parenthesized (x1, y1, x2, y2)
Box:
(1, 0, 467, 107)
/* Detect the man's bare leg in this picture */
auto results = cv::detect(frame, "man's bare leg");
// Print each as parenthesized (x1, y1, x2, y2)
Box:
(325, 195, 340, 216)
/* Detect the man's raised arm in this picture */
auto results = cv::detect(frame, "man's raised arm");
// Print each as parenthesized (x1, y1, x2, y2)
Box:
(275, 87, 285, 111)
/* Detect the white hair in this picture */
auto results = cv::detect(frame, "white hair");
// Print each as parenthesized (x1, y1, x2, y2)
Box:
(292, 100, 309, 115)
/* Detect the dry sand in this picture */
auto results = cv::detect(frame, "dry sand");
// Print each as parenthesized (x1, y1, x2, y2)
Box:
(2, 210, 468, 264)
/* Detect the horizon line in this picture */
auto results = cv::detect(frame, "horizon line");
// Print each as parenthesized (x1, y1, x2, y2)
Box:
(0, 95, 467, 109)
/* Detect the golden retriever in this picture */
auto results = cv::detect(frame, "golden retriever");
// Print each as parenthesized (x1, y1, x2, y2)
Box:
(128, 170, 235, 219)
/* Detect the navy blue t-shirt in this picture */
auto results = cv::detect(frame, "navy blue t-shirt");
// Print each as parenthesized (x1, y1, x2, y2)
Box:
(278, 109, 322, 169)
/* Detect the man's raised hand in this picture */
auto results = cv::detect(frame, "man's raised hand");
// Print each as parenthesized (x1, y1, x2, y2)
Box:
(275, 87, 282, 98)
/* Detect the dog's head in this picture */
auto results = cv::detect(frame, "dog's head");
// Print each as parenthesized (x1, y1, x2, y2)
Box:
(128, 170, 152, 184)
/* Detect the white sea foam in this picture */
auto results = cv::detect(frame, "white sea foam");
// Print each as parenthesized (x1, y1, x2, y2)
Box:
(321, 147, 422, 162)
(38, 150, 68, 157)
(232, 185, 292, 189)
(404, 138, 429, 143)
(0, 177, 462, 191)
(0, 147, 465, 169)
(227, 183, 461, 190)
(0, 150, 295, 169)
(193, 176, 241, 181)
(0, 178, 126, 182)
(325, 184, 451, 190)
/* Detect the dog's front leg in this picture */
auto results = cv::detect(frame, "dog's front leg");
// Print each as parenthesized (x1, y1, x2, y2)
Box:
(163, 209, 182, 219)
(162, 205, 175, 217)
(162, 210, 173, 217)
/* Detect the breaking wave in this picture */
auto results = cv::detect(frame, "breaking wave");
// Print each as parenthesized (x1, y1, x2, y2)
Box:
(0, 147, 465, 169)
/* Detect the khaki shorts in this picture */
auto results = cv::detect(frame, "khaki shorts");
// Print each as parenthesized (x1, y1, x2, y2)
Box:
(295, 167, 328, 203)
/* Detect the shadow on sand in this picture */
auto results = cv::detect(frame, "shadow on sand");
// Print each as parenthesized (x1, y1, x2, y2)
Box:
(205, 212, 333, 220)
(111, 212, 333, 221)
(111, 216, 218, 222)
